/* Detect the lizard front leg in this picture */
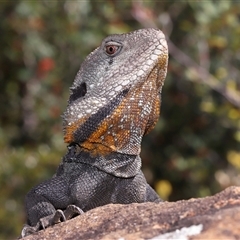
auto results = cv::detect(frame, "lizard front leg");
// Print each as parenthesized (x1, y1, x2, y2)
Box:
(21, 205, 83, 237)
(21, 176, 84, 237)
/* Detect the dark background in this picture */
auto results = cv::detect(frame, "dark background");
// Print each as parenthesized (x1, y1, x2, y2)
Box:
(1, 1, 240, 239)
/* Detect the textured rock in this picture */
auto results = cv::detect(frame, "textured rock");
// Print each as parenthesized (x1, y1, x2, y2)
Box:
(22, 186, 240, 240)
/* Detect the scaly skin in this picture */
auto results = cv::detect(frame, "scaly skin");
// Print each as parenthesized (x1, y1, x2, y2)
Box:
(21, 28, 168, 237)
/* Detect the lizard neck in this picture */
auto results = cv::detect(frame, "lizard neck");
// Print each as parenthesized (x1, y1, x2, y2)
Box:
(63, 144, 141, 178)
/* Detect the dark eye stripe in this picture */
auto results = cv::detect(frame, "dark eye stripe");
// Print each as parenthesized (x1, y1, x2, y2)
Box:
(73, 88, 129, 143)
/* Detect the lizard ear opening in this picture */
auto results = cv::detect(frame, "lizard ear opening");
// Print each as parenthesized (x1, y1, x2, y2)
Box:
(69, 82, 87, 103)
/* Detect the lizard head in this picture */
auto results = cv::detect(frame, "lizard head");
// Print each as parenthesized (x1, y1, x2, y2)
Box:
(63, 28, 168, 156)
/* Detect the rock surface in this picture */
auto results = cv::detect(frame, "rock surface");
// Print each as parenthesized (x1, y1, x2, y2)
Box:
(22, 186, 240, 240)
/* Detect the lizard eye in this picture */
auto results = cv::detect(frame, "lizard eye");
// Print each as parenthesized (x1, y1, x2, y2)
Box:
(105, 45, 119, 55)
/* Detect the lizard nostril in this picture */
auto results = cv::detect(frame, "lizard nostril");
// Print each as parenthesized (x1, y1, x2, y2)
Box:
(69, 82, 87, 103)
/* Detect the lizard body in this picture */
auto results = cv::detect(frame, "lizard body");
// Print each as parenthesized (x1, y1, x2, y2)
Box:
(21, 28, 168, 237)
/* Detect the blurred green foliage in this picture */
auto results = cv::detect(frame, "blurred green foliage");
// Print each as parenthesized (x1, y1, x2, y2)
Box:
(0, 1, 240, 239)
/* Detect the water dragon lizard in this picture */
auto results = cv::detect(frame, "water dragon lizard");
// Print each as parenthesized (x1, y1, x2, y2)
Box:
(21, 28, 168, 237)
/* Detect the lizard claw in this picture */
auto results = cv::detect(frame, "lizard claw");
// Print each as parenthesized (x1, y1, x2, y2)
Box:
(21, 223, 40, 238)
(64, 204, 84, 220)
(51, 209, 66, 224)
(21, 205, 84, 237)
(37, 210, 64, 230)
